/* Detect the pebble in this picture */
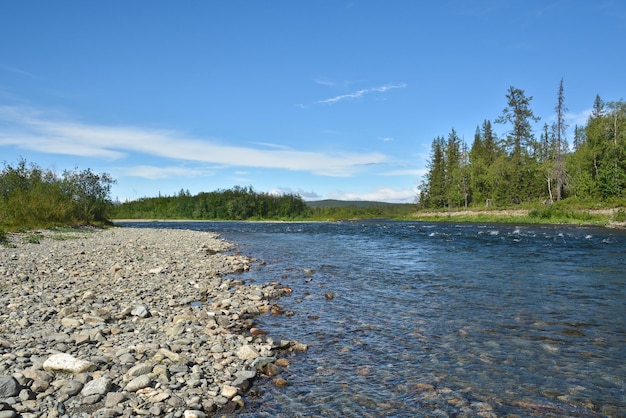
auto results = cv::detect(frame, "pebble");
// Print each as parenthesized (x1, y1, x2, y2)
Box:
(0, 227, 304, 416)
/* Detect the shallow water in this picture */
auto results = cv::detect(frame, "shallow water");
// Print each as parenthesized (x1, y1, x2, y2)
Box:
(119, 220, 626, 417)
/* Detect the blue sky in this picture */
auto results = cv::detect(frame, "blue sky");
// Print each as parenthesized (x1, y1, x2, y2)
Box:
(1, 1, 624, 203)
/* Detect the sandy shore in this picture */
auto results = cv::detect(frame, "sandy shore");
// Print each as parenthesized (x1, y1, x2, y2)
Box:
(0, 227, 302, 417)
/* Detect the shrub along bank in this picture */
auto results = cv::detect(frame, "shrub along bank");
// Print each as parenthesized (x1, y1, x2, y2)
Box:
(0, 159, 115, 232)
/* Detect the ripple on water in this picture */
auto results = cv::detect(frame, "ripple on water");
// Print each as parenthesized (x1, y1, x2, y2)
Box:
(119, 221, 626, 417)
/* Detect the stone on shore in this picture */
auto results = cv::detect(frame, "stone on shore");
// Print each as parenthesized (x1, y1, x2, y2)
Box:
(81, 377, 112, 397)
(0, 376, 20, 398)
(0, 227, 299, 417)
(43, 353, 95, 374)
(236, 344, 260, 360)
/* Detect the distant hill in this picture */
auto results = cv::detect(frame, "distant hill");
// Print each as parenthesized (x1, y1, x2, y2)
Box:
(306, 199, 410, 208)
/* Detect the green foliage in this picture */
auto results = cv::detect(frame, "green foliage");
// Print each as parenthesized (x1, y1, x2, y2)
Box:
(307, 201, 415, 220)
(112, 191, 415, 221)
(419, 84, 626, 210)
(0, 158, 116, 230)
(111, 186, 309, 220)
(27, 233, 43, 244)
(614, 208, 626, 222)
(528, 206, 594, 223)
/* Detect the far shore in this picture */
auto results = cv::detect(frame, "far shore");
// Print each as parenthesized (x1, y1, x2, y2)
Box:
(111, 206, 626, 229)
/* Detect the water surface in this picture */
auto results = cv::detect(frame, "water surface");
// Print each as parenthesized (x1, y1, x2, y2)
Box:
(119, 220, 626, 417)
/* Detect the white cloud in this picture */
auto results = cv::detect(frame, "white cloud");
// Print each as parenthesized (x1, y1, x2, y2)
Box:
(328, 187, 417, 203)
(268, 187, 322, 200)
(115, 165, 215, 180)
(314, 78, 335, 87)
(565, 109, 592, 127)
(380, 168, 427, 177)
(0, 105, 388, 177)
(0, 63, 40, 79)
(250, 142, 292, 150)
(317, 83, 407, 105)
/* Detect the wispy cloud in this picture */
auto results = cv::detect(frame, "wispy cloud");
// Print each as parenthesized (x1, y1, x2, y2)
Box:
(328, 187, 417, 203)
(250, 141, 292, 150)
(380, 168, 427, 177)
(314, 78, 335, 87)
(0, 105, 388, 177)
(565, 109, 592, 127)
(317, 83, 407, 105)
(115, 165, 216, 180)
(0, 63, 40, 80)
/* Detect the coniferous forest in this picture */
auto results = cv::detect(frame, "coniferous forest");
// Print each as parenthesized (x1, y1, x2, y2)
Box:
(109, 186, 309, 220)
(418, 81, 625, 209)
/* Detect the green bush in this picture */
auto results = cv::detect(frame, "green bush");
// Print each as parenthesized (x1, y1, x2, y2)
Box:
(529, 206, 553, 219)
(0, 158, 115, 230)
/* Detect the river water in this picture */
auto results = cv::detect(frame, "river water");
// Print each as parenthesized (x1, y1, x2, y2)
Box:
(118, 220, 626, 417)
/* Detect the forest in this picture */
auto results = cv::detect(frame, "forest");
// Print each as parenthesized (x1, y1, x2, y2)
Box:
(109, 186, 310, 220)
(418, 81, 625, 209)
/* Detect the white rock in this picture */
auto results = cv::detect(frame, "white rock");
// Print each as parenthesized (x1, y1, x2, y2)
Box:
(183, 410, 206, 418)
(60, 317, 82, 328)
(43, 353, 95, 374)
(131, 305, 150, 318)
(221, 384, 238, 399)
(235, 344, 259, 360)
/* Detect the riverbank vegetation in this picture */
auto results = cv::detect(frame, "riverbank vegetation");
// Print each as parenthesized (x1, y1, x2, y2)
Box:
(418, 81, 625, 215)
(0, 158, 115, 233)
(306, 199, 415, 220)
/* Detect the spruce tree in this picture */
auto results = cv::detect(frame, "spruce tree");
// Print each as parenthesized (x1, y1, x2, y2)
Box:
(553, 78, 568, 201)
(495, 86, 540, 204)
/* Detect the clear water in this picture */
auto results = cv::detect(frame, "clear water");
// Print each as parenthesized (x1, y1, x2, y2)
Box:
(119, 220, 626, 417)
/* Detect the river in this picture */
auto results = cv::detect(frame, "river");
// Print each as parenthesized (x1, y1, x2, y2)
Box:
(118, 220, 626, 417)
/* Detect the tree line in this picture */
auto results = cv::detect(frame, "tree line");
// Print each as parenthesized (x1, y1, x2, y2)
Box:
(110, 185, 309, 220)
(0, 158, 115, 230)
(418, 80, 626, 209)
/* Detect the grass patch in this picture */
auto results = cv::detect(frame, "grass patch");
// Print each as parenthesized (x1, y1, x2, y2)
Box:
(412, 205, 612, 226)
(26, 233, 44, 244)
(613, 208, 626, 222)
(528, 205, 606, 224)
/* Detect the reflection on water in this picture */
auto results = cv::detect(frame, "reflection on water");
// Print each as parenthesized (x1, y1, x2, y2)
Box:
(119, 221, 626, 417)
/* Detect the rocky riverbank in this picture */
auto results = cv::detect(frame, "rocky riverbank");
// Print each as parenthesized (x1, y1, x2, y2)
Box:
(0, 227, 303, 417)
